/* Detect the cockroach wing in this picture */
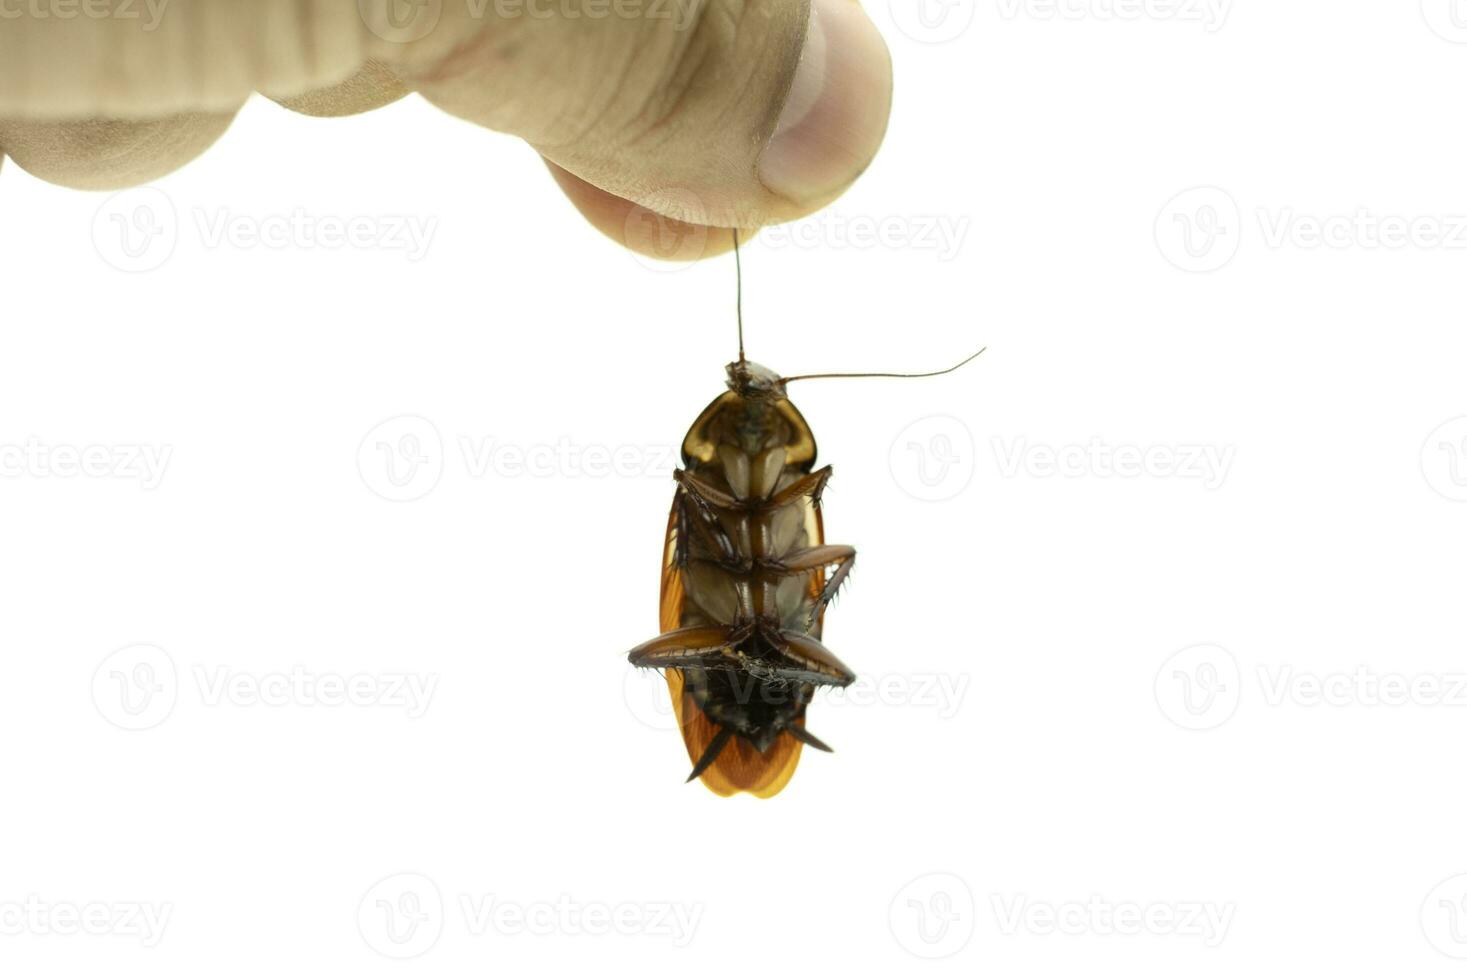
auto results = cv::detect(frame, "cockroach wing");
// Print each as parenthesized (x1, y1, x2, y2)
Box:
(657, 503, 826, 799)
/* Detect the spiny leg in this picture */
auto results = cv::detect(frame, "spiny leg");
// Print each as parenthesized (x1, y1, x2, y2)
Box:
(811, 548, 855, 623)
(674, 468, 741, 510)
(672, 472, 742, 568)
(764, 543, 857, 629)
(754, 626, 856, 687)
(628, 625, 746, 670)
(766, 465, 833, 509)
(674, 487, 745, 569)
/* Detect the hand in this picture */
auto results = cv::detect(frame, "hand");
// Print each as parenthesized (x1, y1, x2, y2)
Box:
(0, 0, 893, 259)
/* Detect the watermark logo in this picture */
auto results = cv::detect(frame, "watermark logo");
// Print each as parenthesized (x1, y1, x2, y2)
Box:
(1423, 874, 1467, 958)
(0, 438, 172, 489)
(91, 644, 178, 731)
(0, 897, 173, 947)
(991, 895, 1235, 946)
(888, 0, 976, 43)
(1155, 186, 1241, 273)
(1422, 0, 1467, 43)
(0, 0, 171, 32)
(92, 649, 438, 727)
(358, 416, 679, 502)
(1159, 188, 1467, 270)
(359, 873, 444, 959)
(359, 874, 701, 955)
(1422, 417, 1467, 503)
(624, 667, 682, 732)
(1155, 644, 1240, 731)
(1257, 208, 1467, 251)
(459, 894, 702, 945)
(358, 416, 445, 503)
(993, 437, 1234, 488)
(889, 872, 975, 958)
(757, 211, 970, 260)
(93, 188, 436, 271)
(1256, 666, 1467, 709)
(993, 0, 1231, 31)
(358, 0, 441, 42)
(625, 192, 710, 271)
(890, 416, 976, 502)
(817, 672, 970, 718)
(93, 187, 178, 273)
(192, 666, 437, 717)
(625, 669, 969, 730)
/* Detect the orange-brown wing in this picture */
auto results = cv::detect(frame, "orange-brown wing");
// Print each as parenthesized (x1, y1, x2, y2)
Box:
(657, 494, 808, 798)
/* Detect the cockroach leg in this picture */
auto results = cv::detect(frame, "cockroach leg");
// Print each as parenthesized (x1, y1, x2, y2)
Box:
(676, 489, 742, 569)
(628, 626, 740, 670)
(769, 544, 855, 575)
(758, 627, 857, 687)
(674, 468, 742, 510)
(811, 548, 856, 622)
(766, 465, 833, 509)
(763, 543, 857, 623)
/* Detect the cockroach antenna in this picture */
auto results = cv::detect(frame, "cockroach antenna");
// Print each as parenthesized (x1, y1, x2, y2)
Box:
(780, 346, 988, 385)
(733, 228, 746, 367)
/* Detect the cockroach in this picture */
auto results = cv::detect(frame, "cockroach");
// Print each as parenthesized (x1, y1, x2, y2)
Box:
(627, 233, 985, 798)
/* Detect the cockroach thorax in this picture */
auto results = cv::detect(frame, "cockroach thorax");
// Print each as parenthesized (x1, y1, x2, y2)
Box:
(725, 360, 786, 400)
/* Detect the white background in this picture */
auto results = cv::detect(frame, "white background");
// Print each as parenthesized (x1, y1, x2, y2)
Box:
(4, 1, 1467, 976)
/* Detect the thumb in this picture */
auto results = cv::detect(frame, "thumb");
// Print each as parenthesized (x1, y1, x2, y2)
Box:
(399, 0, 892, 258)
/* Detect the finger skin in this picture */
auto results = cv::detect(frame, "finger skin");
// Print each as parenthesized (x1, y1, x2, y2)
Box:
(0, 1, 890, 258)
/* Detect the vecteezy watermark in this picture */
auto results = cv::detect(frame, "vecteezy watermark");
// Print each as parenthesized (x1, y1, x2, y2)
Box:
(756, 211, 971, 261)
(91, 645, 179, 731)
(994, 0, 1231, 30)
(624, 668, 971, 732)
(1157, 646, 1467, 731)
(0, 0, 169, 31)
(623, 191, 710, 272)
(357, 0, 443, 42)
(816, 673, 970, 719)
(1256, 666, 1467, 709)
(357, 416, 444, 503)
(357, 415, 679, 502)
(0, 438, 172, 489)
(459, 894, 702, 945)
(92, 645, 438, 730)
(1158, 187, 1467, 272)
(889, 872, 975, 959)
(890, 416, 977, 503)
(192, 666, 438, 717)
(358, 873, 444, 959)
(1422, 0, 1467, 43)
(92, 187, 178, 273)
(358, 0, 697, 43)
(358, 873, 702, 959)
(0, 897, 173, 948)
(992, 437, 1235, 489)
(1256, 208, 1467, 251)
(887, 0, 977, 44)
(92, 188, 437, 272)
(1422, 874, 1467, 958)
(1421, 416, 1467, 503)
(991, 895, 1235, 947)
(1155, 186, 1242, 273)
(1154, 644, 1241, 731)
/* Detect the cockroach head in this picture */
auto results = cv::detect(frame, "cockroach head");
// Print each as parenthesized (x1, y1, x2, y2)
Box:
(726, 360, 786, 400)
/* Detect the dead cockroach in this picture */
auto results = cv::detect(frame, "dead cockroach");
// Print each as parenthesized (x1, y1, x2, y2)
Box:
(627, 233, 985, 798)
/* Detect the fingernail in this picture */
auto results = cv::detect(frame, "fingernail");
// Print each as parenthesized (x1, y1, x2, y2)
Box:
(759, 0, 893, 207)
